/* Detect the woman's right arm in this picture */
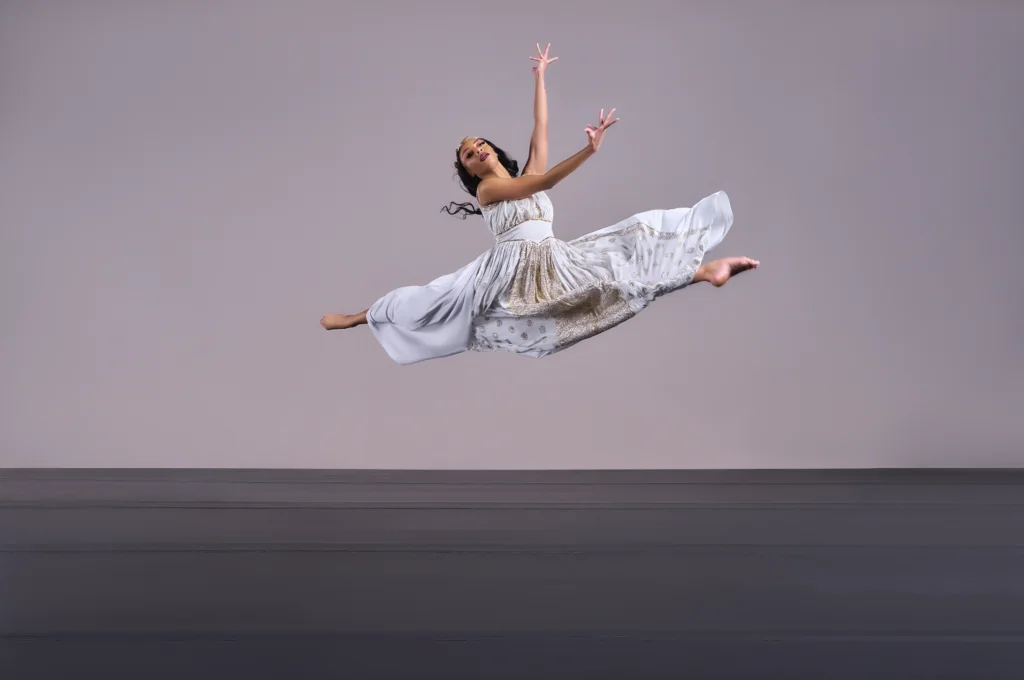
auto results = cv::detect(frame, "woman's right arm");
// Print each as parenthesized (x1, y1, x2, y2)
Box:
(478, 108, 619, 206)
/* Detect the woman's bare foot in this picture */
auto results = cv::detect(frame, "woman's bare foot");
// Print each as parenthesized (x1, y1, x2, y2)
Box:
(320, 312, 366, 330)
(696, 257, 760, 287)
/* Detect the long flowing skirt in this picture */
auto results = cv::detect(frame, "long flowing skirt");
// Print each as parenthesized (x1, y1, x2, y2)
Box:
(366, 190, 733, 365)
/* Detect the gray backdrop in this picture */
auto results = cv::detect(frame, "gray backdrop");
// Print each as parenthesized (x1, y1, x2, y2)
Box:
(2, 1, 1021, 468)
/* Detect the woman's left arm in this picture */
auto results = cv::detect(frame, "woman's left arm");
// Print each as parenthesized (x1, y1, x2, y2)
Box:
(522, 43, 557, 176)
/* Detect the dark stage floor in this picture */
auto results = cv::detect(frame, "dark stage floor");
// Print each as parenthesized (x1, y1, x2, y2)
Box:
(2, 469, 1023, 678)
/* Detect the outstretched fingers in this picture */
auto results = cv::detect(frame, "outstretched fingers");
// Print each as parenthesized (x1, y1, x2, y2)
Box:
(593, 109, 620, 130)
(531, 43, 558, 65)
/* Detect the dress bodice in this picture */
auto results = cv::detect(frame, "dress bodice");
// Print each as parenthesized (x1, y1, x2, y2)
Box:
(481, 191, 554, 240)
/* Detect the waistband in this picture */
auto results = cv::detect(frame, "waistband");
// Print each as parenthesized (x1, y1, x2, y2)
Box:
(494, 219, 554, 244)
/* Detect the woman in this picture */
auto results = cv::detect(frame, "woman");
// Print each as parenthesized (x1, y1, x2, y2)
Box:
(321, 44, 758, 365)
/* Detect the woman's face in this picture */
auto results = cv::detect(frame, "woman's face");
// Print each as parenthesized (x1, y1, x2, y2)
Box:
(457, 137, 497, 177)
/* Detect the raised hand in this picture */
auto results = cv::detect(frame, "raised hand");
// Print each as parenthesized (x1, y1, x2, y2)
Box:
(530, 43, 558, 74)
(584, 108, 619, 152)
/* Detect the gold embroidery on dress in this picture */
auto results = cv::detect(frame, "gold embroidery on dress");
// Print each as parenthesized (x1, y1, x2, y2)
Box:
(552, 286, 637, 350)
(493, 240, 641, 350)
(503, 241, 572, 315)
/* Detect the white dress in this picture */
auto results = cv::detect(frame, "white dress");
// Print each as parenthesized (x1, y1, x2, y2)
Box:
(366, 190, 734, 365)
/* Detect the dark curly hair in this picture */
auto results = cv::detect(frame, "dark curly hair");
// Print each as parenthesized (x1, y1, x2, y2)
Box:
(441, 138, 520, 219)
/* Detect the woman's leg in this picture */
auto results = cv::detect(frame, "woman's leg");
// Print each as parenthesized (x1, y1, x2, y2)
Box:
(693, 257, 759, 287)
(320, 309, 368, 330)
